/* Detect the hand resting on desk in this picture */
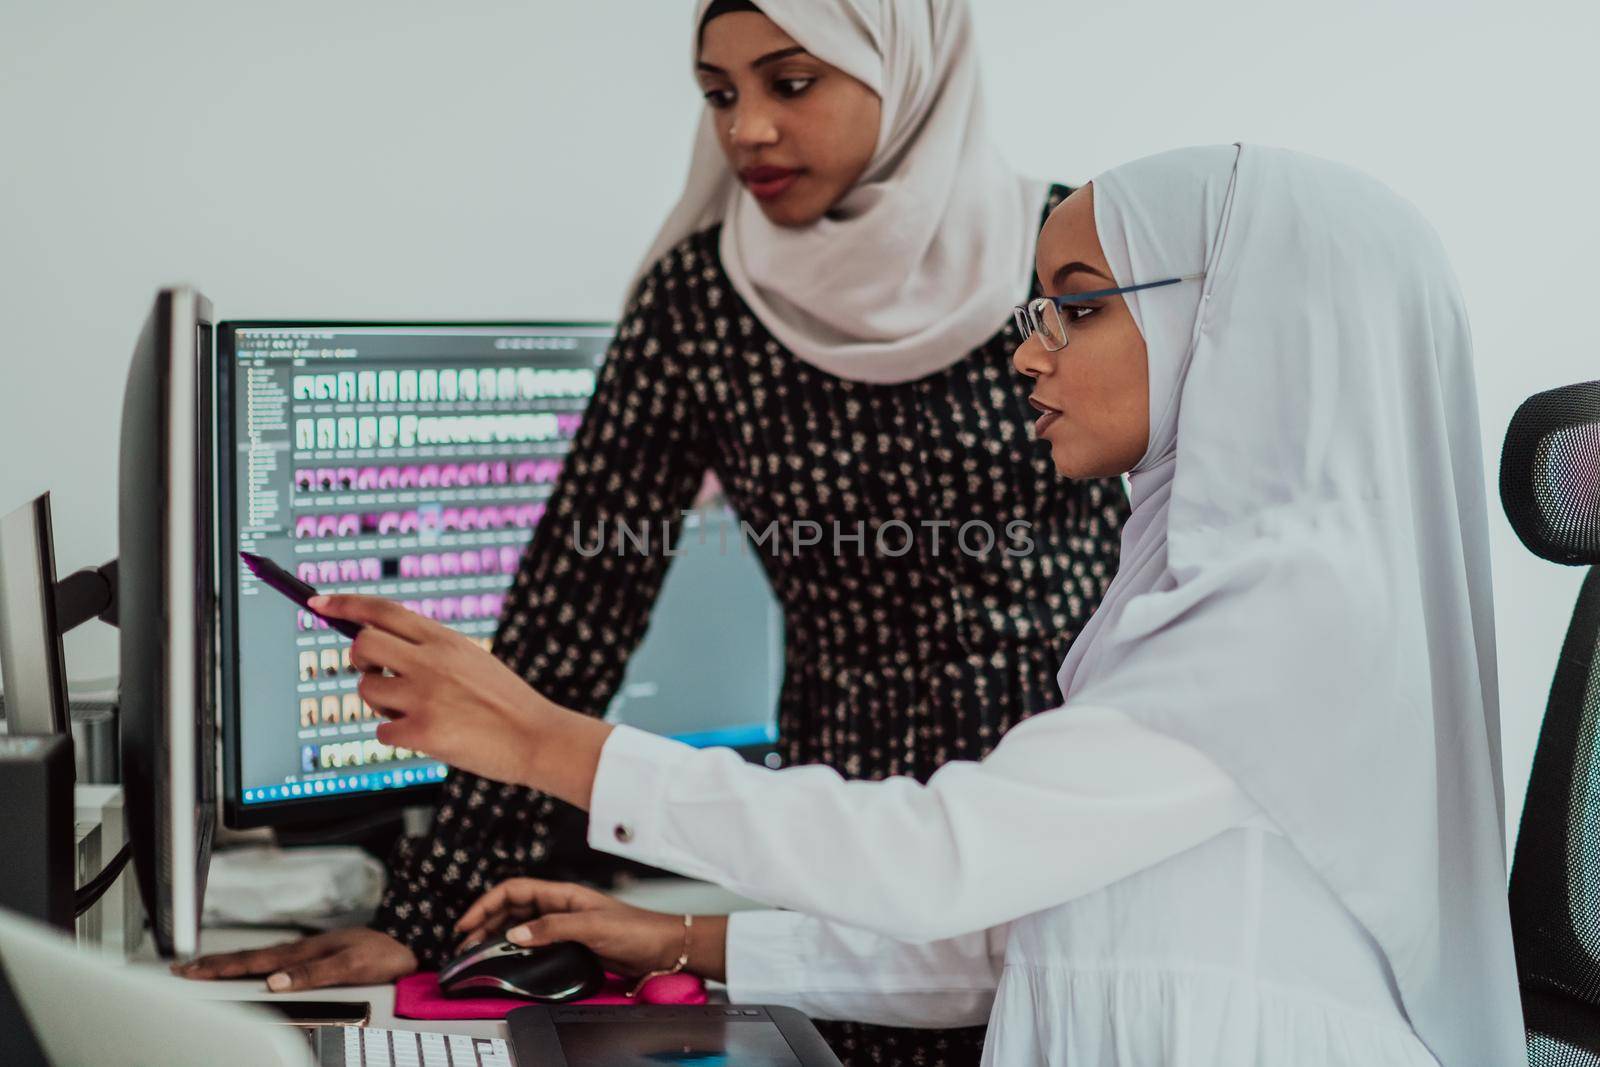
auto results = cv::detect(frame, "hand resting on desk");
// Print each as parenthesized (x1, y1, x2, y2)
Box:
(173, 926, 418, 992)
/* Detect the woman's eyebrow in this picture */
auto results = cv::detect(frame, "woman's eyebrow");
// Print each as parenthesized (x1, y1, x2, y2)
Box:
(697, 46, 809, 75)
(752, 46, 808, 68)
(1051, 261, 1112, 290)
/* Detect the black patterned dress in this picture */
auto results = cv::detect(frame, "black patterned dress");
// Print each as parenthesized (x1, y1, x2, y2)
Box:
(372, 186, 1127, 1066)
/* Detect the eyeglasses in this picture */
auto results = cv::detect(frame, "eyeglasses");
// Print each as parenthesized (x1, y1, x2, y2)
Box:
(1012, 273, 1206, 352)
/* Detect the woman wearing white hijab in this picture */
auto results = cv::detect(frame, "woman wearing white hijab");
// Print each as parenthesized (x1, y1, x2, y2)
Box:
(306, 142, 1526, 1064)
(183, 4, 1126, 1063)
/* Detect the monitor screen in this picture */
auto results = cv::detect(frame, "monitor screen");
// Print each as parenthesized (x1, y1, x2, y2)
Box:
(216, 322, 782, 828)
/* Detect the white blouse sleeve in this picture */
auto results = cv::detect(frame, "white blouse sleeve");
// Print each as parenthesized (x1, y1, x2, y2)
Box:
(725, 910, 1006, 1027)
(587, 704, 1257, 944)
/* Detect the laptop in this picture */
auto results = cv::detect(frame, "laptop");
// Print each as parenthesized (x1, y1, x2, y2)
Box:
(0, 908, 841, 1066)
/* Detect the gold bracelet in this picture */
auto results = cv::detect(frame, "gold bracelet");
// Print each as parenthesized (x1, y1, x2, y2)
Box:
(628, 914, 693, 999)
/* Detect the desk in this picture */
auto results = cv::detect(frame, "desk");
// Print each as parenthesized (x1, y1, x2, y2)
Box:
(129, 878, 754, 1038)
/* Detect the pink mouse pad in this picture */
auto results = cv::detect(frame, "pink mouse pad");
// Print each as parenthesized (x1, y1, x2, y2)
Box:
(393, 971, 707, 1020)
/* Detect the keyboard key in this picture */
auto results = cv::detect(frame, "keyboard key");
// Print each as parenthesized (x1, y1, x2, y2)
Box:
(390, 1030, 420, 1067)
(364, 1028, 393, 1067)
(477, 1040, 513, 1067)
(448, 1034, 477, 1066)
(419, 1032, 450, 1067)
(344, 1026, 363, 1064)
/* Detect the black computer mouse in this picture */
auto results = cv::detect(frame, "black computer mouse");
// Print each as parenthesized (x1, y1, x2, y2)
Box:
(437, 937, 605, 1002)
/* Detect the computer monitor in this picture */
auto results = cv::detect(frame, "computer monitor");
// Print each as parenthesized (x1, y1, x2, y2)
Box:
(0, 495, 71, 736)
(117, 286, 219, 959)
(0, 292, 202, 959)
(0, 494, 121, 741)
(215, 321, 782, 830)
(607, 504, 783, 753)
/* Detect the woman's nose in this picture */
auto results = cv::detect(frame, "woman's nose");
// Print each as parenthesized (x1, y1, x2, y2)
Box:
(1012, 337, 1049, 379)
(729, 105, 779, 147)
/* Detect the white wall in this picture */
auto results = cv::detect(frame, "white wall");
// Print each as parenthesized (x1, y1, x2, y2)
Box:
(2, 0, 1595, 841)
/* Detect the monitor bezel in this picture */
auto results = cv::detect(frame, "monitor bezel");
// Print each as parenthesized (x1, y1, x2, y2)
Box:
(215, 320, 613, 830)
(120, 287, 218, 959)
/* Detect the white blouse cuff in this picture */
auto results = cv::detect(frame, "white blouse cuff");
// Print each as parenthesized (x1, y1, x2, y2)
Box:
(724, 909, 807, 1003)
(586, 724, 699, 870)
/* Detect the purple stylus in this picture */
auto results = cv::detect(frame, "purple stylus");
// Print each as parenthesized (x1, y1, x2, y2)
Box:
(240, 551, 364, 639)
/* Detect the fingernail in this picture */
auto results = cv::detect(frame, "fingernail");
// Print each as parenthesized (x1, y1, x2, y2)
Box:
(267, 972, 291, 991)
(307, 596, 328, 610)
(506, 926, 531, 944)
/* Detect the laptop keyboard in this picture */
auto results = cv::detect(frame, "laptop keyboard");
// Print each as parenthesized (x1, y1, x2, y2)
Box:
(332, 1026, 512, 1067)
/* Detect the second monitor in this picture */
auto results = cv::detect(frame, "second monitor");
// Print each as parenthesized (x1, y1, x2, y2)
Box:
(217, 322, 782, 829)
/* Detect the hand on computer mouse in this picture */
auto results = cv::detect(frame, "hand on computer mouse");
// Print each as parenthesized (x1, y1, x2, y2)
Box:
(454, 878, 728, 983)
(454, 879, 637, 952)
(172, 927, 418, 992)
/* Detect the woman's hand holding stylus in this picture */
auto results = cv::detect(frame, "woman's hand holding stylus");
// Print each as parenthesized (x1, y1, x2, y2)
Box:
(309, 594, 613, 809)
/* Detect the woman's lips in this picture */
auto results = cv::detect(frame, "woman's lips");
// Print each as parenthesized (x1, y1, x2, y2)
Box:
(1028, 395, 1063, 436)
(740, 165, 803, 201)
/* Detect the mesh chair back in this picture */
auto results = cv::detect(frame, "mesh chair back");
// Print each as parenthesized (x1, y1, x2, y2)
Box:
(1501, 382, 1600, 565)
(1504, 380, 1600, 1062)
(1511, 569, 1600, 1008)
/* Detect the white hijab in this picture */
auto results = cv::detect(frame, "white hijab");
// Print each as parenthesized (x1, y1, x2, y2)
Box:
(1056, 145, 1524, 1066)
(632, 0, 1047, 384)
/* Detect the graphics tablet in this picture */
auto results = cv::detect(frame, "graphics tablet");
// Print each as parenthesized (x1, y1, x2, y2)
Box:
(507, 1004, 843, 1066)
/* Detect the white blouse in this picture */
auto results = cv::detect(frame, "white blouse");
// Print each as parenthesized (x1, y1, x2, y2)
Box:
(587, 706, 1440, 1065)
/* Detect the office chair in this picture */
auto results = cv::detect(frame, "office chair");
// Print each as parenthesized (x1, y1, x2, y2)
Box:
(1501, 380, 1600, 1064)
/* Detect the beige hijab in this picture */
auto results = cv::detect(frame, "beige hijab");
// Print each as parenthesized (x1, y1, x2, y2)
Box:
(632, 0, 1047, 384)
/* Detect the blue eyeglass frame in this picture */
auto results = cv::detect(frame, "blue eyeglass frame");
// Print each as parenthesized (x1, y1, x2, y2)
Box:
(1013, 272, 1206, 351)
